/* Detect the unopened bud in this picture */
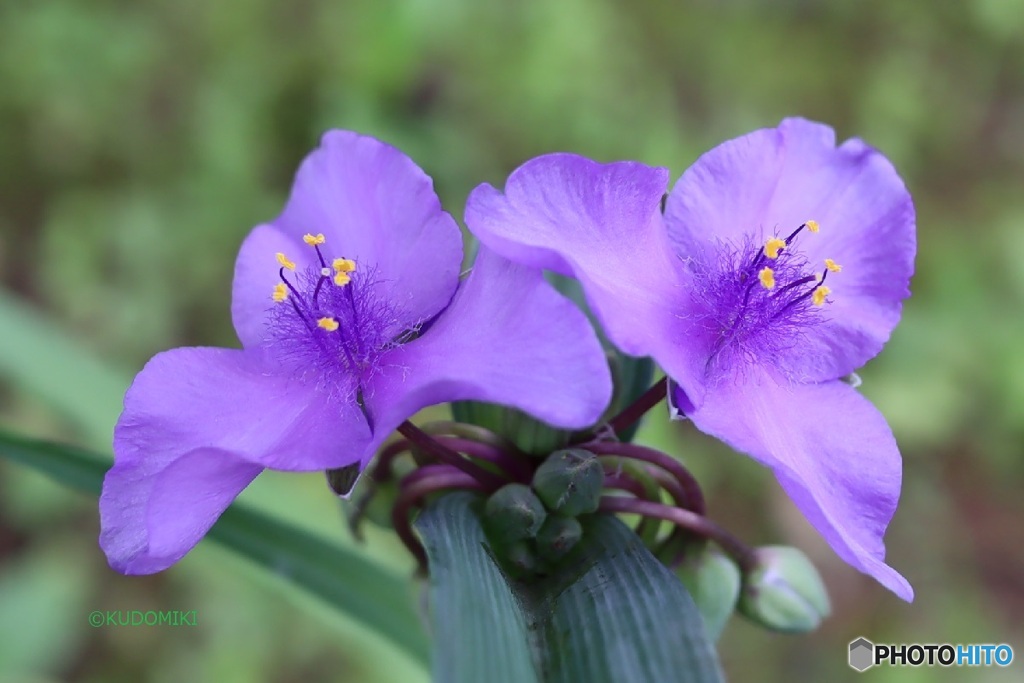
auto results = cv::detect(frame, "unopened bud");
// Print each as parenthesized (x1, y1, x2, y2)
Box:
(738, 546, 831, 633)
(532, 448, 603, 517)
(503, 540, 540, 578)
(675, 545, 741, 641)
(535, 515, 583, 562)
(483, 483, 547, 545)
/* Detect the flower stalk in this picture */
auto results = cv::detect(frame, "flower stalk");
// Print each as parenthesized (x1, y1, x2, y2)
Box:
(604, 376, 668, 436)
(598, 496, 757, 572)
(397, 421, 508, 491)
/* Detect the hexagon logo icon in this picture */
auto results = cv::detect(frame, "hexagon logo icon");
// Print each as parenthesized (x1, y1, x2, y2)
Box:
(849, 637, 875, 672)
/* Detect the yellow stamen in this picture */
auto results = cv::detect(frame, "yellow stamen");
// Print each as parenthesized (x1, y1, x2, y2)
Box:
(758, 266, 776, 290)
(317, 317, 340, 332)
(272, 283, 288, 303)
(276, 252, 296, 271)
(333, 258, 357, 273)
(303, 233, 326, 246)
(764, 237, 786, 259)
(824, 258, 842, 273)
(812, 285, 831, 306)
(805, 220, 820, 234)
(333, 272, 352, 287)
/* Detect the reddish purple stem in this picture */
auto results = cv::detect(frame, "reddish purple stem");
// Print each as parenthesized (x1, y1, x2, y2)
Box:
(598, 496, 756, 571)
(605, 377, 668, 435)
(585, 441, 706, 515)
(392, 466, 486, 571)
(398, 421, 507, 490)
(432, 436, 533, 483)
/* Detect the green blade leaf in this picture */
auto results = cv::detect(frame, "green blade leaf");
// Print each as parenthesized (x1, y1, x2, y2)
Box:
(0, 290, 130, 448)
(417, 492, 540, 683)
(0, 429, 430, 666)
(416, 492, 725, 683)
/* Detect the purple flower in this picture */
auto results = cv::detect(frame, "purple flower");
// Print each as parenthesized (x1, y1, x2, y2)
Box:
(101, 131, 612, 574)
(465, 118, 915, 600)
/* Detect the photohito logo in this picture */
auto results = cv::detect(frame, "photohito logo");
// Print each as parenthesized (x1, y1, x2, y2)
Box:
(849, 637, 1014, 672)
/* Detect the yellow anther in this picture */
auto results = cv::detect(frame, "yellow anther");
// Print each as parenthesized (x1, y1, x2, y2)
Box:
(276, 252, 296, 271)
(812, 285, 831, 306)
(824, 258, 843, 273)
(764, 237, 786, 259)
(272, 283, 288, 303)
(333, 258, 356, 273)
(758, 266, 776, 290)
(805, 220, 820, 234)
(333, 272, 352, 287)
(303, 233, 326, 246)
(317, 317, 340, 332)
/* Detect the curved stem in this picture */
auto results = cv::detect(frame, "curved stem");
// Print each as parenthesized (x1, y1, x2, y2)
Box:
(605, 377, 668, 436)
(372, 438, 415, 483)
(418, 420, 524, 455)
(642, 465, 702, 565)
(598, 496, 756, 572)
(433, 436, 533, 482)
(398, 421, 507, 491)
(602, 473, 651, 500)
(392, 467, 485, 572)
(585, 441, 706, 515)
(602, 472, 661, 544)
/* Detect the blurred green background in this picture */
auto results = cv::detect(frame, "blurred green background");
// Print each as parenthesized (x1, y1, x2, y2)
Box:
(1, 0, 1022, 681)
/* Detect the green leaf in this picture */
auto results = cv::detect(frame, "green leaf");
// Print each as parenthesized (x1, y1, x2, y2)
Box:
(416, 492, 725, 683)
(0, 429, 430, 667)
(419, 493, 539, 683)
(0, 290, 131, 448)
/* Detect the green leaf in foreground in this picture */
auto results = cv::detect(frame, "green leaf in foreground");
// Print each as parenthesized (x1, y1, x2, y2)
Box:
(0, 290, 130, 449)
(0, 429, 429, 666)
(416, 491, 725, 683)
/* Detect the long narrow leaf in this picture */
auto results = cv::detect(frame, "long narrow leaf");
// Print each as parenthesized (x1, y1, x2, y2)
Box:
(416, 492, 725, 683)
(0, 290, 130, 448)
(0, 429, 430, 666)
(416, 492, 540, 683)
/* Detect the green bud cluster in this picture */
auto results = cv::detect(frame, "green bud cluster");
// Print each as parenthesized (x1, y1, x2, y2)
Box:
(481, 448, 603, 578)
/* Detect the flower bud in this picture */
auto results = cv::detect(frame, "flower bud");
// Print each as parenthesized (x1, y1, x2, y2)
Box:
(675, 545, 741, 641)
(738, 546, 831, 633)
(483, 483, 547, 545)
(503, 540, 540, 578)
(531, 448, 603, 517)
(535, 515, 583, 562)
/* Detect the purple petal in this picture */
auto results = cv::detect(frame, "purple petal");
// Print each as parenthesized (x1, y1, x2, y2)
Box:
(113, 347, 372, 472)
(100, 448, 262, 574)
(665, 118, 915, 381)
(360, 246, 613, 465)
(672, 370, 913, 600)
(273, 130, 462, 328)
(466, 154, 709, 405)
(103, 346, 376, 572)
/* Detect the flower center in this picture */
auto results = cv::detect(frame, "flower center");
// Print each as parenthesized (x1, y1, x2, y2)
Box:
(266, 233, 412, 390)
(694, 220, 842, 371)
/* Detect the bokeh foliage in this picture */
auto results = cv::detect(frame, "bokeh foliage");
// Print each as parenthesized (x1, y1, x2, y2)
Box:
(2, 0, 1023, 681)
